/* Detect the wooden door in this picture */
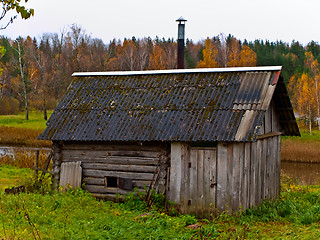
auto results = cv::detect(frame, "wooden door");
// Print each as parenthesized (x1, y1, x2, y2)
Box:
(189, 147, 217, 217)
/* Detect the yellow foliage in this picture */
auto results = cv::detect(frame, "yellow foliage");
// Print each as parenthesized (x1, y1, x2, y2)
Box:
(149, 44, 167, 70)
(196, 38, 218, 68)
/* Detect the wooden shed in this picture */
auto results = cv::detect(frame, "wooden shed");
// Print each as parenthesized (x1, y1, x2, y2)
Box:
(39, 66, 300, 217)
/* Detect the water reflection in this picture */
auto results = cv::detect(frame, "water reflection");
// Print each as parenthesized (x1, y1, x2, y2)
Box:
(281, 161, 320, 185)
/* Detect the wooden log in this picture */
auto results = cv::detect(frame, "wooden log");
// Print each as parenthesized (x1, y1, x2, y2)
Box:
(83, 169, 154, 180)
(62, 149, 161, 158)
(83, 177, 105, 185)
(82, 163, 156, 173)
(62, 156, 159, 166)
(63, 142, 168, 153)
(83, 185, 142, 195)
(91, 193, 124, 201)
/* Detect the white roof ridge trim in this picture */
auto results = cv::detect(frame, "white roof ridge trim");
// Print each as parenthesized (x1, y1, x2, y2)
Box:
(72, 66, 282, 77)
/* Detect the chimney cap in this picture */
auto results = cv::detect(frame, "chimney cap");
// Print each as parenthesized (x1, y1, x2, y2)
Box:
(176, 16, 187, 24)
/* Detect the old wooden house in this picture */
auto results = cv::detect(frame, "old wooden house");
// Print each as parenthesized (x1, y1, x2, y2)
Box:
(38, 66, 299, 216)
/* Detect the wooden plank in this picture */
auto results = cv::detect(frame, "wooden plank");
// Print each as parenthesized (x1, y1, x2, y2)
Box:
(270, 136, 276, 199)
(261, 85, 276, 111)
(256, 131, 282, 140)
(216, 143, 228, 213)
(244, 142, 250, 210)
(276, 135, 281, 196)
(189, 149, 198, 215)
(209, 148, 217, 215)
(266, 138, 271, 199)
(256, 140, 262, 205)
(227, 144, 233, 213)
(82, 169, 154, 180)
(235, 110, 256, 141)
(250, 142, 256, 208)
(203, 150, 211, 218)
(169, 142, 182, 204)
(264, 105, 272, 134)
(62, 155, 159, 166)
(232, 143, 240, 212)
(179, 143, 190, 213)
(261, 139, 267, 200)
(197, 150, 204, 217)
(82, 163, 156, 173)
(62, 149, 161, 158)
(238, 143, 244, 210)
(59, 161, 82, 189)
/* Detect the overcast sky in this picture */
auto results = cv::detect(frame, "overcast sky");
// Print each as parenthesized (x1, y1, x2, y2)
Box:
(1, 0, 319, 45)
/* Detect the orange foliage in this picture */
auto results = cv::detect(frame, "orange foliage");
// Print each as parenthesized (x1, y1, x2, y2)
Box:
(148, 44, 167, 70)
(196, 38, 218, 68)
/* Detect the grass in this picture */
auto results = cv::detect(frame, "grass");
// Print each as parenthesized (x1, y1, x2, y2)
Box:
(0, 110, 52, 130)
(0, 109, 52, 147)
(281, 123, 320, 162)
(1, 166, 320, 239)
(0, 165, 33, 192)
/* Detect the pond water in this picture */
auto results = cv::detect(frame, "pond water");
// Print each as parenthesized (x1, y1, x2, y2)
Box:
(281, 161, 320, 185)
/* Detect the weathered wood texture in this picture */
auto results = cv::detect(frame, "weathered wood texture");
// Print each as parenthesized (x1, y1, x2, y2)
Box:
(57, 142, 170, 198)
(259, 100, 281, 135)
(216, 135, 280, 214)
(169, 143, 217, 218)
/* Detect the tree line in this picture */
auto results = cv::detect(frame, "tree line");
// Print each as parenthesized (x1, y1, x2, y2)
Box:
(0, 24, 319, 133)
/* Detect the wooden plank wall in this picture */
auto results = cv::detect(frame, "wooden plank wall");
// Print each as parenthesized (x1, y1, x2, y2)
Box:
(169, 143, 217, 218)
(58, 142, 170, 199)
(216, 135, 281, 213)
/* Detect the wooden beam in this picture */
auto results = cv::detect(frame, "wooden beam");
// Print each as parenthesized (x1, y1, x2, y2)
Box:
(256, 132, 282, 140)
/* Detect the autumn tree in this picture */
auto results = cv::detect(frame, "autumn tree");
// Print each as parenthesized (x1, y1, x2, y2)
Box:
(0, 0, 34, 30)
(148, 43, 167, 70)
(196, 38, 218, 68)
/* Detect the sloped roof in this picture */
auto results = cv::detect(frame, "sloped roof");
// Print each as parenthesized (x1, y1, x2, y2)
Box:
(38, 66, 300, 142)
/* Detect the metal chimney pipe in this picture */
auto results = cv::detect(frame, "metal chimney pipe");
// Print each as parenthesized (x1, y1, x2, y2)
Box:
(176, 17, 187, 69)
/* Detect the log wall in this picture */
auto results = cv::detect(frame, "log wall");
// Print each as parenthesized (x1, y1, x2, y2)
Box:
(53, 142, 170, 199)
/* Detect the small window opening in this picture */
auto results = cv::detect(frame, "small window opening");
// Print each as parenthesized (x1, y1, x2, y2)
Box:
(106, 176, 118, 188)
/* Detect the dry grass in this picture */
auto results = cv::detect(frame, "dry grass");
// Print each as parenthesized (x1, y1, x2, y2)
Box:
(0, 148, 49, 169)
(281, 139, 320, 162)
(0, 126, 50, 148)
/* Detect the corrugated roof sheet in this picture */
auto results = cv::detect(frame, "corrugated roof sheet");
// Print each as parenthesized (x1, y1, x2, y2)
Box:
(38, 67, 300, 142)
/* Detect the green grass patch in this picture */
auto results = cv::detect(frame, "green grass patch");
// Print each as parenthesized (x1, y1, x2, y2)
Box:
(0, 165, 33, 192)
(1, 166, 320, 239)
(0, 111, 52, 130)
